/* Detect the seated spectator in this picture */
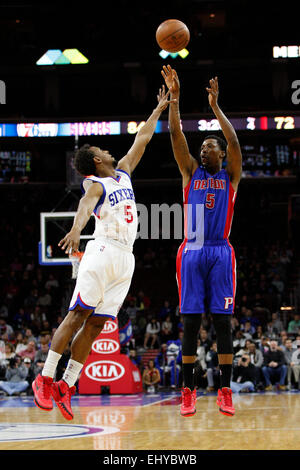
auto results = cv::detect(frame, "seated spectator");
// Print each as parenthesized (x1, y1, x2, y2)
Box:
(142, 359, 161, 393)
(12, 308, 31, 330)
(266, 312, 284, 339)
(158, 300, 173, 321)
(240, 321, 255, 338)
(258, 336, 271, 355)
(23, 357, 35, 393)
(17, 340, 36, 361)
(239, 308, 260, 330)
(271, 274, 285, 297)
(160, 315, 173, 342)
(24, 328, 36, 344)
(233, 329, 248, 352)
(252, 325, 264, 343)
(154, 343, 168, 386)
(0, 342, 16, 378)
(235, 339, 253, 360)
(143, 317, 160, 349)
(136, 291, 151, 311)
(194, 339, 207, 389)
(0, 356, 29, 396)
(199, 328, 212, 354)
(164, 338, 182, 388)
(0, 317, 14, 341)
(292, 334, 300, 349)
(288, 313, 300, 334)
(262, 340, 287, 391)
(176, 315, 184, 334)
(248, 341, 264, 369)
(33, 342, 49, 376)
(44, 273, 59, 290)
(230, 316, 240, 336)
(278, 330, 288, 348)
(230, 354, 257, 393)
(205, 341, 219, 392)
(282, 338, 298, 389)
(290, 345, 300, 390)
(247, 341, 264, 385)
(128, 349, 142, 370)
(14, 332, 28, 355)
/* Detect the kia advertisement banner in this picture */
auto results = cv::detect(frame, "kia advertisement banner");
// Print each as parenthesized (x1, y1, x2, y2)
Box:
(78, 318, 142, 394)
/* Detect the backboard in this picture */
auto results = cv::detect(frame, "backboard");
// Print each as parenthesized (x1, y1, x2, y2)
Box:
(39, 211, 94, 265)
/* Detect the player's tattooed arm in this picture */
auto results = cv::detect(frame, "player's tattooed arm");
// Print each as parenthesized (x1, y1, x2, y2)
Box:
(58, 182, 103, 254)
(206, 77, 242, 191)
(117, 86, 175, 176)
(161, 65, 198, 187)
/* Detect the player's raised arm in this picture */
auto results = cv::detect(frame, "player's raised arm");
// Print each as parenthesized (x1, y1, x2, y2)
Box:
(206, 77, 242, 191)
(161, 65, 198, 186)
(58, 182, 103, 254)
(117, 86, 175, 176)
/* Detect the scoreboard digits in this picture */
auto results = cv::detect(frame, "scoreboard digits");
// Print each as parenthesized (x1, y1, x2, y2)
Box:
(274, 116, 295, 130)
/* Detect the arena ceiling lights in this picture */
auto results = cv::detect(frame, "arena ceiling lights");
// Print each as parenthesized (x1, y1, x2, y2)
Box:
(36, 49, 89, 65)
(159, 48, 189, 59)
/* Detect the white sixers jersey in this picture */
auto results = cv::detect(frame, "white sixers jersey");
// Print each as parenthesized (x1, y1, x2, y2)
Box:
(81, 169, 137, 249)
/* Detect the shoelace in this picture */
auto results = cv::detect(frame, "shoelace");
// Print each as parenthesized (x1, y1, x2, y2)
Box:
(222, 390, 232, 407)
(183, 390, 192, 407)
(41, 379, 51, 399)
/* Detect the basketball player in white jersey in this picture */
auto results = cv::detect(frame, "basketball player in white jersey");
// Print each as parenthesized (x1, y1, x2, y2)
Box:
(32, 86, 175, 420)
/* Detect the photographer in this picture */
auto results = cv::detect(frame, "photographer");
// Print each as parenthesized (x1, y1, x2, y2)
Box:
(0, 355, 29, 396)
(230, 354, 257, 393)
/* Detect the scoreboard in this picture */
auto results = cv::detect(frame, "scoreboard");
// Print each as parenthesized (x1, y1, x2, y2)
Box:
(0, 115, 299, 137)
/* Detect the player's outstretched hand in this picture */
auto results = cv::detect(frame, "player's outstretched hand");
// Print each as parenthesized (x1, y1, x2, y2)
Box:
(156, 85, 177, 112)
(58, 228, 80, 255)
(206, 76, 219, 108)
(161, 65, 180, 97)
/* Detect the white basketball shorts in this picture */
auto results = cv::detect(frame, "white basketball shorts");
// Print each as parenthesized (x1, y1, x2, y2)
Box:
(69, 238, 135, 319)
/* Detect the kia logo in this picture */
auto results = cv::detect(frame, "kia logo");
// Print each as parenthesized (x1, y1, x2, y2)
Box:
(101, 320, 117, 334)
(85, 361, 125, 382)
(92, 339, 119, 355)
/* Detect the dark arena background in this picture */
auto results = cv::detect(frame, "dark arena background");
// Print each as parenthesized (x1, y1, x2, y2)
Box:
(0, 0, 300, 457)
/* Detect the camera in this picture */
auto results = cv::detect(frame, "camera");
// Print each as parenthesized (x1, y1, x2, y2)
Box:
(241, 357, 248, 363)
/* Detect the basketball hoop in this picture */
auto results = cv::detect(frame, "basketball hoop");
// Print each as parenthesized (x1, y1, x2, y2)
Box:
(69, 251, 84, 279)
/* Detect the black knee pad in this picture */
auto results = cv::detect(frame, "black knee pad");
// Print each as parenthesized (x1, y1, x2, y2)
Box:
(182, 314, 202, 356)
(212, 313, 233, 355)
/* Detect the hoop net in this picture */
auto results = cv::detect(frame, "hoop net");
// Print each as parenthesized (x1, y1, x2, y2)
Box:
(69, 251, 84, 279)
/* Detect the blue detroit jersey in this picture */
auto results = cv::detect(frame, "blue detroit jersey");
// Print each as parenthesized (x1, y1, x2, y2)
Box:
(183, 167, 236, 249)
(177, 166, 237, 314)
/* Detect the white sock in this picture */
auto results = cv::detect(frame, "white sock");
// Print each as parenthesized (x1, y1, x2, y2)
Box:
(42, 350, 62, 379)
(62, 359, 83, 387)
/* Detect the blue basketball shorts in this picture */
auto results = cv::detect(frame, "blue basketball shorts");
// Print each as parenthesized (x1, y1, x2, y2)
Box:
(176, 239, 236, 315)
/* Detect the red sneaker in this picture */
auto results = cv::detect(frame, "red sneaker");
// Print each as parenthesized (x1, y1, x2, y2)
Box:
(51, 380, 76, 421)
(180, 387, 196, 417)
(216, 387, 235, 416)
(32, 374, 53, 411)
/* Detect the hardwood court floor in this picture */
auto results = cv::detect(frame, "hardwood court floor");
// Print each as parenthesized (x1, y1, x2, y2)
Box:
(0, 391, 299, 450)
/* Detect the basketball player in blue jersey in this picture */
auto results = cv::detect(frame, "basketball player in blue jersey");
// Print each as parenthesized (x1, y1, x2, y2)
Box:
(32, 86, 175, 420)
(162, 65, 242, 417)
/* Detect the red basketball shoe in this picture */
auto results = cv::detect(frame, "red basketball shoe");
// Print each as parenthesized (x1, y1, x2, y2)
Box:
(180, 387, 196, 417)
(51, 380, 76, 421)
(32, 374, 53, 411)
(216, 387, 235, 416)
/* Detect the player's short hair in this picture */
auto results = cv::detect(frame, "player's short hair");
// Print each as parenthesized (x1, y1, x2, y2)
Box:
(74, 144, 96, 176)
(200, 134, 227, 159)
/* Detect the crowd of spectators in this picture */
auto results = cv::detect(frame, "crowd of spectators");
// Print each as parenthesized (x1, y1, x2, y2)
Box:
(0, 199, 298, 396)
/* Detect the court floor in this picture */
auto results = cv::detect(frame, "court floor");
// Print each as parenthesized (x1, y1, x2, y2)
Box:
(0, 390, 299, 451)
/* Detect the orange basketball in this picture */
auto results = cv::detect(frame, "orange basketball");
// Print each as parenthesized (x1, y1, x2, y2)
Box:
(156, 19, 190, 53)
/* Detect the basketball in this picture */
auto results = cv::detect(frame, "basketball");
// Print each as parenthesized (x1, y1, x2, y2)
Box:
(156, 19, 190, 53)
